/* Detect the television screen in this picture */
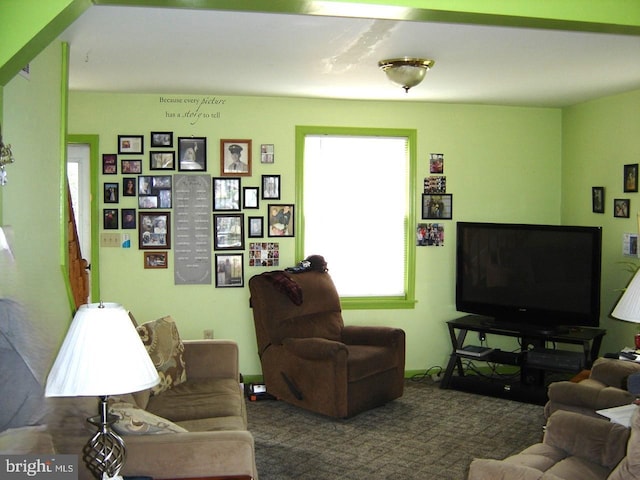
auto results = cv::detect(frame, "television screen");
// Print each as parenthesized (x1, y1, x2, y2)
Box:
(456, 222, 602, 330)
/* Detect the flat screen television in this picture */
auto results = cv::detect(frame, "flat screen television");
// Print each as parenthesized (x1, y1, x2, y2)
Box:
(456, 222, 602, 332)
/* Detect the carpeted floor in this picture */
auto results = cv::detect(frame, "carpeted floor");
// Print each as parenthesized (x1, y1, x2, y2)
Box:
(246, 379, 544, 480)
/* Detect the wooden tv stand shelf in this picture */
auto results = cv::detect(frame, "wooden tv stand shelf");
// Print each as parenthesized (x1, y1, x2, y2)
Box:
(441, 315, 606, 404)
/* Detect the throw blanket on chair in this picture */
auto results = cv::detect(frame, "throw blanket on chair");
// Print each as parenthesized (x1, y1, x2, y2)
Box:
(261, 271, 303, 305)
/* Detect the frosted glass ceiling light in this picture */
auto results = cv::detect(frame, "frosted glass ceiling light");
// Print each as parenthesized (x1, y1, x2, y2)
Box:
(378, 57, 435, 93)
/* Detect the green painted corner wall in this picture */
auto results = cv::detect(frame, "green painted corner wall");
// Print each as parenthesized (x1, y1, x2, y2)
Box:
(68, 91, 562, 375)
(561, 89, 640, 355)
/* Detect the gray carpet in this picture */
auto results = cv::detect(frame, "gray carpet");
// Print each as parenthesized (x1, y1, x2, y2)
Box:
(246, 378, 544, 480)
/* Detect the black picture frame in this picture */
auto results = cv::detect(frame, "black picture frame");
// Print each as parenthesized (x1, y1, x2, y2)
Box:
(213, 177, 241, 211)
(422, 194, 453, 220)
(149, 151, 175, 170)
(248, 216, 264, 238)
(118, 135, 144, 155)
(267, 204, 294, 237)
(243, 187, 259, 209)
(215, 253, 244, 288)
(123, 177, 136, 196)
(624, 164, 638, 192)
(102, 154, 117, 174)
(614, 198, 630, 218)
(592, 186, 604, 213)
(178, 137, 207, 171)
(262, 175, 280, 200)
(138, 175, 172, 209)
(214, 214, 244, 250)
(121, 208, 136, 229)
(103, 209, 118, 229)
(121, 159, 142, 174)
(104, 182, 119, 203)
(150, 131, 173, 148)
(138, 212, 171, 249)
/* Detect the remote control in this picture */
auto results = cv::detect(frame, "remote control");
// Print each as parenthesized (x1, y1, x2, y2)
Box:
(620, 351, 637, 360)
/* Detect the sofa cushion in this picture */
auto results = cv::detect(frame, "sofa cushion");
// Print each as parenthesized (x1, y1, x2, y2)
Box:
(110, 401, 188, 435)
(137, 316, 187, 395)
(146, 378, 245, 423)
(177, 416, 246, 432)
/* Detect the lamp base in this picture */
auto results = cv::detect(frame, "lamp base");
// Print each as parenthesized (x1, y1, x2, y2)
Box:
(83, 396, 126, 480)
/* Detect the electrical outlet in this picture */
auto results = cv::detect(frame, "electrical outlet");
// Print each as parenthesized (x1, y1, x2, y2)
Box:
(100, 232, 120, 247)
(203, 329, 214, 339)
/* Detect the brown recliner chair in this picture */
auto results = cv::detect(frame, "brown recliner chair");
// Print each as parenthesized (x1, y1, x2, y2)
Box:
(248, 269, 405, 418)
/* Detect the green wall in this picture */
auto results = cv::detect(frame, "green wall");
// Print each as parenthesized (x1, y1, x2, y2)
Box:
(69, 91, 561, 375)
(0, 41, 73, 350)
(562, 89, 640, 354)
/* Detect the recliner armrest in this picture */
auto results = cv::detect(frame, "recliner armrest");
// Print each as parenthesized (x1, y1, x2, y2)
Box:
(547, 380, 634, 410)
(544, 410, 630, 468)
(182, 340, 239, 380)
(282, 337, 347, 360)
(590, 357, 640, 388)
(341, 325, 405, 347)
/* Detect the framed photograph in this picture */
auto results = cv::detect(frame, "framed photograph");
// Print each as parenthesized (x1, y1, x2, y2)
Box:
(103, 209, 118, 229)
(592, 186, 604, 214)
(262, 175, 280, 199)
(243, 187, 259, 209)
(104, 182, 119, 203)
(121, 159, 142, 174)
(150, 151, 175, 170)
(248, 216, 264, 238)
(123, 177, 136, 196)
(268, 204, 294, 237)
(213, 177, 241, 211)
(429, 153, 444, 174)
(261, 144, 274, 164)
(214, 214, 244, 250)
(215, 253, 244, 288)
(221, 139, 251, 176)
(138, 212, 171, 249)
(151, 131, 173, 148)
(178, 137, 207, 171)
(614, 198, 630, 218)
(121, 208, 136, 229)
(624, 163, 638, 192)
(422, 194, 453, 220)
(102, 154, 117, 174)
(138, 175, 172, 209)
(118, 135, 144, 155)
(249, 242, 280, 267)
(144, 251, 168, 269)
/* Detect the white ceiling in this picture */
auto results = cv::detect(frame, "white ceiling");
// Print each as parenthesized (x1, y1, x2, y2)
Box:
(57, 5, 640, 107)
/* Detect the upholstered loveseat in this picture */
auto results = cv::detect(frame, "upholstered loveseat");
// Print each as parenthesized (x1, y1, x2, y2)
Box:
(468, 407, 639, 480)
(0, 304, 258, 480)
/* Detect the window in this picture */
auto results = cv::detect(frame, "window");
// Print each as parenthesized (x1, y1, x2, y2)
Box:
(295, 126, 416, 309)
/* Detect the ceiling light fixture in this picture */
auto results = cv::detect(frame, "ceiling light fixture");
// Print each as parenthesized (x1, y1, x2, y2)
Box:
(378, 57, 435, 93)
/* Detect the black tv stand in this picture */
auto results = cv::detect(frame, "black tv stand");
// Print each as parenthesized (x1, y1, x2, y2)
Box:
(441, 315, 606, 404)
(479, 318, 570, 336)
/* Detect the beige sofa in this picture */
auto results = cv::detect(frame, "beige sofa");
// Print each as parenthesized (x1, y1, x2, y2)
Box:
(467, 407, 640, 480)
(0, 304, 258, 480)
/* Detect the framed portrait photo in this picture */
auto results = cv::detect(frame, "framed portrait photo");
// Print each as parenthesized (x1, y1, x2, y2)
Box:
(118, 135, 144, 155)
(104, 182, 119, 203)
(150, 151, 175, 170)
(221, 139, 251, 176)
(215, 254, 244, 288)
(624, 163, 638, 192)
(144, 251, 168, 269)
(138, 212, 171, 249)
(614, 198, 630, 218)
(121, 159, 142, 174)
(260, 144, 274, 164)
(123, 177, 136, 196)
(592, 186, 604, 214)
(178, 137, 207, 171)
(150, 131, 173, 148)
(102, 154, 117, 174)
(243, 187, 259, 209)
(121, 208, 136, 229)
(213, 177, 241, 211)
(248, 216, 264, 238)
(422, 194, 453, 220)
(262, 175, 280, 200)
(268, 204, 294, 237)
(103, 209, 118, 230)
(214, 214, 244, 250)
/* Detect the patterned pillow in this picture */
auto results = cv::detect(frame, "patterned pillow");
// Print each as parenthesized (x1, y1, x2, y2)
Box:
(136, 316, 187, 395)
(110, 401, 187, 435)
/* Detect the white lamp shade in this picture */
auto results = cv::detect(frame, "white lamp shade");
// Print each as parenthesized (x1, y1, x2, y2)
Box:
(612, 269, 640, 323)
(45, 303, 160, 397)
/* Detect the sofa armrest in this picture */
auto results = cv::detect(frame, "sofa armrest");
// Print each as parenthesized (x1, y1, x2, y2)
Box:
(547, 380, 634, 411)
(122, 431, 257, 480)
(341, 325, 405, 347)
(182, 340, 239, 381)
(544, 410, 630, 468)
(468, 458, 547, 480)
(590, 357, 640, 388)
(282, 337, 347, 360)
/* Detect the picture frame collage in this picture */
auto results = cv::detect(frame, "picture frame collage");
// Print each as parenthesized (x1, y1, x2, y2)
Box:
(592, 163, 638, 218)
(102, 131, 288, 285)
(419, 153, 451, 247)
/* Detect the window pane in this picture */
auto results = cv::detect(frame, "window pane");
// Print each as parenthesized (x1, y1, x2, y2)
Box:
(303, 134, 408, 297)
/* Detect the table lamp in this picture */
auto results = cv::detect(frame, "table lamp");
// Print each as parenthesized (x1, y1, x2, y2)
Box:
(611, 268, 640, 348)
(45, 303, 160, 480)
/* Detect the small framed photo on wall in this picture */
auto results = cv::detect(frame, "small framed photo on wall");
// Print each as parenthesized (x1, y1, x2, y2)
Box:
(614, 198, 630, 218)
(139, 212, 171, 249)
(592, 186, 604, 213)
(103, 209, 118, 230)
(268, 204, 294, 237)
(104, 183, 119, 203)
(102, 154, 117, 174)
(150, 151, 175, 170)
(150, 131, 173, 148)
(144, 251, 168, 269)
(118, 135, 144, 154)
(248, 216, 264, 238)
(123, 177, 136, 196)
(260, 144, 274, 164)
(262, 175, 280, 199)
(213, 177, 241, 211)
(429, 153, 444, 174)
(422, 194, 453, 220)
(178, 137, 207, 171)
(122, 159, 142, 174)
(213, 214, 244, 250)
(624, 164, 638, 192)
(221, 139, 251, 176)
(243, 187, 259, 209)
(215, 253, 244, 288)
(121, 208, 136, 229)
